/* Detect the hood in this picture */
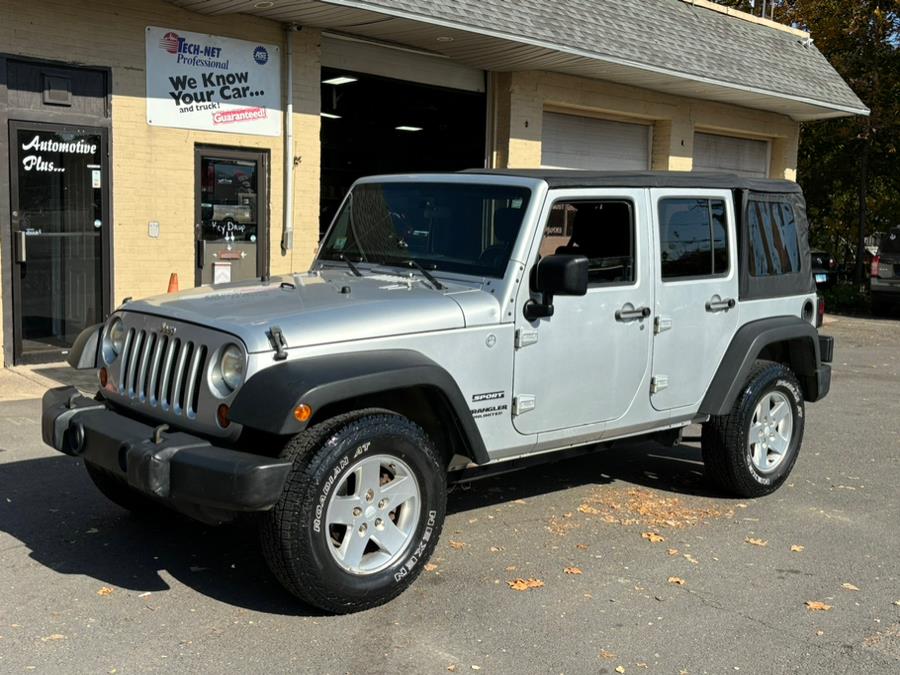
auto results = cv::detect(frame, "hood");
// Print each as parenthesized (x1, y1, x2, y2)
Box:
(122, 270, 488, 353)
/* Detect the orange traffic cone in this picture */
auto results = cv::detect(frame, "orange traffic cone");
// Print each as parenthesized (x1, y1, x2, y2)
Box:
(167, 272, 179, 293)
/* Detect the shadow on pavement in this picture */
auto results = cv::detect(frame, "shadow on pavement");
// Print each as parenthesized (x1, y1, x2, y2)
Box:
(28, 364, 99, 393)
(0, 439, 713, 617)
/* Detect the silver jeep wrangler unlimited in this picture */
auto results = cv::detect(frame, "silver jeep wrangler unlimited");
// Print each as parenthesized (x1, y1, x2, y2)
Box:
(43, 170, 833, 613)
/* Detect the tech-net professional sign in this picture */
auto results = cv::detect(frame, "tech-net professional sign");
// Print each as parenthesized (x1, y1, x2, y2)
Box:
(146, 26, 281, 136)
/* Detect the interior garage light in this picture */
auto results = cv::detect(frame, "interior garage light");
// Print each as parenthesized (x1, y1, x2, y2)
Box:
(320, 112, 342, 119)
(395, 126, 423, 132)
(322, 76, 358, 86)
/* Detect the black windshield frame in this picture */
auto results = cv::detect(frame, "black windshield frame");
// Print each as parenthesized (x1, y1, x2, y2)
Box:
(318, 182, 533, 279)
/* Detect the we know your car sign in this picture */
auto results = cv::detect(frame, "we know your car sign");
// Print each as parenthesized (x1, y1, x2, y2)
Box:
(145, 26, 281, 136)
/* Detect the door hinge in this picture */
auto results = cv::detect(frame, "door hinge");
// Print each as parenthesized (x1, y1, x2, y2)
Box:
(654, 316, 672, 334)
(515, 329, 538, 349)
(650, 376, 669, 394)
(513, 395, 536, 415)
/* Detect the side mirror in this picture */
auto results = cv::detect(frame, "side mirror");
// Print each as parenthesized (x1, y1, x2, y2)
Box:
(524, 254, 589, 321)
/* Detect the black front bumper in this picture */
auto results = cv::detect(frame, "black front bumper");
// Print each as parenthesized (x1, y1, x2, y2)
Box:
(42, 387, 291, 520)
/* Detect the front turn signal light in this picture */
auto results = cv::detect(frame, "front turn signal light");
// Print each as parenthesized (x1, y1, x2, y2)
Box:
(293, 404, 312, 423)
(217, 404, 231, 428)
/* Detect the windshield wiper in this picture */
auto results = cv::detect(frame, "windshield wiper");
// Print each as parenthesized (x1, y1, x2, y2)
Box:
(337, 254, 362, 277)
(403, 258, 445, 290)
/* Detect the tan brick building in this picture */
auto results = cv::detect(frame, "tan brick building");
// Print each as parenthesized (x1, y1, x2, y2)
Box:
(0, 0, 865, 365)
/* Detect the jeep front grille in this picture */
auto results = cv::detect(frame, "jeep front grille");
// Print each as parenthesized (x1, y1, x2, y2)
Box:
(117, 328, 208, 418)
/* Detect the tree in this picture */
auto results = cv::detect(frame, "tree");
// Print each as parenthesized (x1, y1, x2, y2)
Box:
(714, 1, 900, 285)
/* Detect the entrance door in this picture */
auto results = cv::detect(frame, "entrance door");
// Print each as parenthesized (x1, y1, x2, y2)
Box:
(195, 147, 268, 286)
(9, 122, 109, 364)
(512, 190, 653, 435)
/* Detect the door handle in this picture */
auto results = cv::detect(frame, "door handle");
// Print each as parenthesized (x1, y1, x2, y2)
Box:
(706, 297, 736, 312)
(615, 305, 651, 321)
(15, 231, 27, 264)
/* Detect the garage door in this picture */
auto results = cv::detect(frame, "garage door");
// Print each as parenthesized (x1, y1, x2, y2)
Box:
(693, 132, 769, 178)
(541, 112, 650, 170)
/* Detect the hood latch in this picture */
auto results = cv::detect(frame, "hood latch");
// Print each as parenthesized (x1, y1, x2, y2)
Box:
(267, 325, 288, 361)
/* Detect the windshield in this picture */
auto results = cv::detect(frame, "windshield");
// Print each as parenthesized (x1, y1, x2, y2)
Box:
(318, 182, 532, 278)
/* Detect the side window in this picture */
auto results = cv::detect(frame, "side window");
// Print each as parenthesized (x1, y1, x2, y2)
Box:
(541, 200, 635, 285)
(658, 198, 729, 279)
(747, 200, 801, 276)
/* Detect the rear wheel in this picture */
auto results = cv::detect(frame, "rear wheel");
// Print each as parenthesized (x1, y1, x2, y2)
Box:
(260, 410, 446, 613)
(702, 361, 805, 497)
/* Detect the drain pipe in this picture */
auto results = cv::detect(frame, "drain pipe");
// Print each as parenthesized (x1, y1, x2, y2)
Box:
(281, 23, 300, 255)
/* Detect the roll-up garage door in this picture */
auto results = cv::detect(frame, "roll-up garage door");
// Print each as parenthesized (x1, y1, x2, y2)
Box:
(321, 35, 485, 93)
(693, 132, 770, 178)
(541, 112, 651, 170)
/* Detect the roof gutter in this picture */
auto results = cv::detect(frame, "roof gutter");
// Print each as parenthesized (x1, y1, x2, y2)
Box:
(315, 0, 869, 118)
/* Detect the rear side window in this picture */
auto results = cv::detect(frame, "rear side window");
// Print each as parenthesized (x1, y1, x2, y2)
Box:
(747, 200, 801, 276)
(658, 198, 728, 279)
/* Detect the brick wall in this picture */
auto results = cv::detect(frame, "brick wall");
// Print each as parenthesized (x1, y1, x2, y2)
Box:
(1, 0, 321, 322)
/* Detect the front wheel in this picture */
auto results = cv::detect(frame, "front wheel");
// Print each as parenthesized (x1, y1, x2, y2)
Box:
(702, 360, 805, 497)
(260, 410, 447, 613)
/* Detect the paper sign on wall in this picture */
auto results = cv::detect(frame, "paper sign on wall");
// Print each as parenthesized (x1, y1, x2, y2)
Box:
(145, 26, 281, 136)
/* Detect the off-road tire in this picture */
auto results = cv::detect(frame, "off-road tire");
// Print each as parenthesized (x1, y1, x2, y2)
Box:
(260, 409, 446, 614)
(702, 360, 805, 498)
(84, 462, 167, 517)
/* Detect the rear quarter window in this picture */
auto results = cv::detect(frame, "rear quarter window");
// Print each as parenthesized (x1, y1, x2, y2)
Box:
(747, 200, 801, 276)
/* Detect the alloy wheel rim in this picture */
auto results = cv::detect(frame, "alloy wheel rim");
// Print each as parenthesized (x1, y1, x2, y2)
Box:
(324, 454, 421, 575)
(748, 391, 793, 474)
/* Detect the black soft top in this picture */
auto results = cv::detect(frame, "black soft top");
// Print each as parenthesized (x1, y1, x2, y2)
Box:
(462, 169, 802, 194)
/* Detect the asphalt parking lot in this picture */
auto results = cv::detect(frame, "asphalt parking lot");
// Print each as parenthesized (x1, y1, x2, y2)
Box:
(1, 314, 898, 674)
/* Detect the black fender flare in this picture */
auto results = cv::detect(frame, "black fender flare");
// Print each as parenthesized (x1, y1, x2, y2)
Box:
(229, 350, 489, 464)
(67, 323, 103, 369)
(699, 316, 823, 416)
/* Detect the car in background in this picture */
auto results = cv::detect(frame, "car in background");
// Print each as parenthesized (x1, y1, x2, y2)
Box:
(871, 227, 900, 314)
(810, 248, 838, 289)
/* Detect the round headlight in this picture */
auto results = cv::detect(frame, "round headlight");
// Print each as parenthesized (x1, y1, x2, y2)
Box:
(102, 318, 126, 364)
(219, 344, 245, 391)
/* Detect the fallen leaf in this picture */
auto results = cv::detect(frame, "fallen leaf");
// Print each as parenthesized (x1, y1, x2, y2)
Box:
(507, 577, 544, 591)
(815, 630, 824, 636)
(489, 546, 503, 553)
(598, 649, 616, 660)
(841, 583, 860, 591)
(97, 586, 114, 597)
(447, 666, 457, 673)
(424, 563, 438, 572)
(576, 543, 589, 550)
(745, 537, 768, 547)
(471, 666, 481, 671)
(894, 600, 900, 607)
(578, 504, 601, 515)
(667, 576, 686, 586)
(615, 667, 626, 674)
(805, 600, 832, 611)
(40, 634, 66, 642)
(790, 544, 805, 552)
(448, 540, 466, 550)
(636, 663, 648, 669)
(641, 531, 665, 543)
(513, 499, 527, 505)
(564, 566, 583, 575)
(666, 548, 679, 556)
(683, 554, 699, 565)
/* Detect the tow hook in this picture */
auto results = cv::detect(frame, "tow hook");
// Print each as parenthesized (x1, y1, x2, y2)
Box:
(153, 424, 170, 445)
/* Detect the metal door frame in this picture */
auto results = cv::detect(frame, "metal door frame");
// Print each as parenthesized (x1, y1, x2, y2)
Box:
(194, 144, 270, 287)
(7, 119, 112, 364)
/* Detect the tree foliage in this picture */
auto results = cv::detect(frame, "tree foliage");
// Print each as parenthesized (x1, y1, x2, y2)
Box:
(713, 1, 900, 276)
